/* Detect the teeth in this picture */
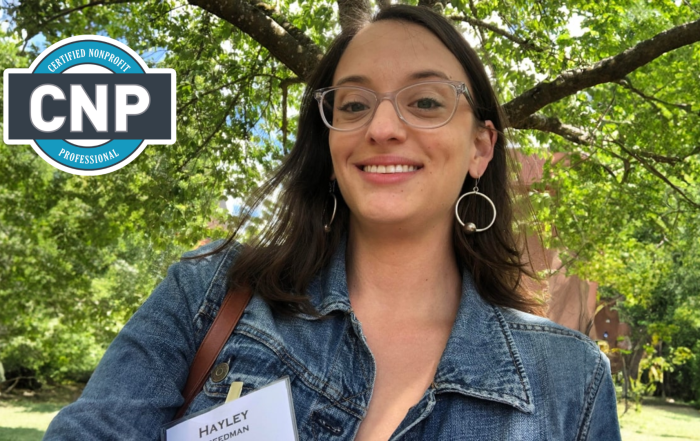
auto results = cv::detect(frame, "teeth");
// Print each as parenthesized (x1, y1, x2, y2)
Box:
(363, 165, 418, 173)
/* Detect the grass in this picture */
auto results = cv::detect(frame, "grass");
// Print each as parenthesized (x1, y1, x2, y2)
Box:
(1, 387, 700, 440)
(0, 385, 83, 441)
(619, 398, 700, 441)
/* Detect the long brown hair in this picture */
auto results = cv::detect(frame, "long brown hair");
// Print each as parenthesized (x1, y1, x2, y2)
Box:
(198, 5, 544, 316)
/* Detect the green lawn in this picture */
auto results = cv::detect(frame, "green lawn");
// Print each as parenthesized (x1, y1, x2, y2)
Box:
(0, 385, 82, 441)
(1, 388, 700, 440)
(618, 399, 700, 441)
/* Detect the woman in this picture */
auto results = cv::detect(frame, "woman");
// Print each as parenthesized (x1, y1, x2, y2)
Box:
(45, 5, 621, 441)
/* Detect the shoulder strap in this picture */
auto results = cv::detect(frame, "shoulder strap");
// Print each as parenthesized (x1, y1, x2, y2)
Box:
(175, 286, 252, 420)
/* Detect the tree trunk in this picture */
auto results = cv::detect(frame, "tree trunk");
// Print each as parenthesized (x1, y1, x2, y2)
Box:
(418, 0, 443, 9)
(337, 0, 371, 32)
(621, 356, 631, 414)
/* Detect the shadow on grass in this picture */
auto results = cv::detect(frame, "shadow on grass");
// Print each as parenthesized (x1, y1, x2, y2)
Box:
(0, 426, 45, 441)
(0, 398, 70, 414)
(644, 404, 700, 419)
(6, 401, 66, 414)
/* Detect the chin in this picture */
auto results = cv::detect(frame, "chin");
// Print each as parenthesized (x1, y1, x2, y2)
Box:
(351, 205, 416, 228)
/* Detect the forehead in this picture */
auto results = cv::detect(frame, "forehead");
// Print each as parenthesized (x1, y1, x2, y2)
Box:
(333, 20, 468, 87)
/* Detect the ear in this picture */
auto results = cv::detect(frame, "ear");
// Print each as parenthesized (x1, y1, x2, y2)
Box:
(468, 120, 497, 179)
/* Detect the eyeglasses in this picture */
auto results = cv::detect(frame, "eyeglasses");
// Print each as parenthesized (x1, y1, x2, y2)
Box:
(314, 80, 478, 132)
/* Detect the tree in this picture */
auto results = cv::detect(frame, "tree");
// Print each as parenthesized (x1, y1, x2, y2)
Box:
(1, 0, 699, 384)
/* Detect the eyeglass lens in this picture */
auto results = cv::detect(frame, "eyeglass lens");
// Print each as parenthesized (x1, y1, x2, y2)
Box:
(320, 82, 460, 130)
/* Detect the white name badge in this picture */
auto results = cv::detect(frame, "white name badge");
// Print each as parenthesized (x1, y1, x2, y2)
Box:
(163, 377, 299, 441)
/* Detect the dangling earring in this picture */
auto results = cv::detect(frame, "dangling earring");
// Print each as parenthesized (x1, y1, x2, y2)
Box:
(455, 177, 497, 234)
(323, 180, 337, 233)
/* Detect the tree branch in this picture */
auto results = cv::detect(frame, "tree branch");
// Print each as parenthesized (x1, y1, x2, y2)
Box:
(467, 0, 478, 18)
(503, 18, 700, 126)
(1, 376, 34, 394)
(337, 0, 371, 32)
(280, 77, 303, 154)
(177, 75, 253, 113)
(513, 114, 593, 145)
(149, 3, 188, 23)
(517, 113, 700, 182)
(187, 0, 323, 81)
(636, 146, 700, 165)
(42, 0, 145, 24)
(520, 113, 700, 208)
(573, 155, 619, 181)
(682, 0, 700, 15)
(251, 1, 320, 52)
(610, 139, 700, 209)
(457, 4, 500, 92)
(11, 0, 145, 47)
(450, 15, 544, 52)
(515, 113, 621, 180)
(281, 83, 289, 154)
(617, 78, 699, 116)
(177, 88, 244, 172)
(418, 0, 443, 10)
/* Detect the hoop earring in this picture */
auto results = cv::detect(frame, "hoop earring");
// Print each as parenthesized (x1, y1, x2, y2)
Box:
(455, 179, 497, 234)
(323, 180, 337, 233)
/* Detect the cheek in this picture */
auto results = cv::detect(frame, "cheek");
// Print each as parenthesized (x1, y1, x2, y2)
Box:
(328, 133, 363, 165)
(328, 132, 348, 160)
(429, 135, 473, 196)
(328, 133, 356, 182)
(328, 134, 342, 170)
(426, 133, 473, 168)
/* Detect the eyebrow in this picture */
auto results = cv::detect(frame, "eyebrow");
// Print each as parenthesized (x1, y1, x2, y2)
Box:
(335, 70, 451, 86)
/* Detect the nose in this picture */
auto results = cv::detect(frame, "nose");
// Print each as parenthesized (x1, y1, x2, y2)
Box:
(365, 98, 407, 145)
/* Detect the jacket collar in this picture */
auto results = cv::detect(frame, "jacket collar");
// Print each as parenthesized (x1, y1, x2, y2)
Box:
(434, 272, 535, 413)
(304, 237, 535, 414)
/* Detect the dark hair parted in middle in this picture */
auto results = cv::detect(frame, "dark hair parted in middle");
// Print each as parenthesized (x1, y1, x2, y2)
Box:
(209, 4, 543, 316)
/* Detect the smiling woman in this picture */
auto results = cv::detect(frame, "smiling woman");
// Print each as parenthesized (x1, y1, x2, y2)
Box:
(44, 5, 622, 441)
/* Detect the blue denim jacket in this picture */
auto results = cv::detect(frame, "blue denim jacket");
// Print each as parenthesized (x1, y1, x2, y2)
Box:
(45, 239, 621, 440)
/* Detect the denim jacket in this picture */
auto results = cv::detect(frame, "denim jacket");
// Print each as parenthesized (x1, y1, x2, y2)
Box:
(44, 239, 621, 441)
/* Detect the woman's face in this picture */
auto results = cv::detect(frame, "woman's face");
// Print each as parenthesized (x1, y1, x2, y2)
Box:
(329, 20, 495, 233)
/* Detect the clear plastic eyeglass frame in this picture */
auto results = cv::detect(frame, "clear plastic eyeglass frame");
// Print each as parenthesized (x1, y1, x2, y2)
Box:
(313, 80, 479, 132)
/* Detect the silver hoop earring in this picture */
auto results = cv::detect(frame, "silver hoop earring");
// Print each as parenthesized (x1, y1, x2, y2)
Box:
(324, 181, 337, 233)
(455, 180, 497, 234)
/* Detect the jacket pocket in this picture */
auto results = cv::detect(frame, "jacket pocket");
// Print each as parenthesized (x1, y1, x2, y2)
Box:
(202, 327, 293, 399)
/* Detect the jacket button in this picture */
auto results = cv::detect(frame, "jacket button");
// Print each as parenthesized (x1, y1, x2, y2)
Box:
(210, 362, 229, 383)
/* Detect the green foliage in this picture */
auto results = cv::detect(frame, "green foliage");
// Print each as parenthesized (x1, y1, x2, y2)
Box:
(627, 377, 655, 411)
(0, 22, 233, 382)
(639, 345, 692, 393)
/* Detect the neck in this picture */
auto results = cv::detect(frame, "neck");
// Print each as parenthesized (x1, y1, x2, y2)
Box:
(345, 218, 462, 324)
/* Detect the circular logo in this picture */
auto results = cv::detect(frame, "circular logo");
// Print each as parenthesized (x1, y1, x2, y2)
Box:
(3, 35, 176, 175)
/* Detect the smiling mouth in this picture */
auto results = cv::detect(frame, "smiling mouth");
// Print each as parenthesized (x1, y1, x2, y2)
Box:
(361, 164, 421, 173)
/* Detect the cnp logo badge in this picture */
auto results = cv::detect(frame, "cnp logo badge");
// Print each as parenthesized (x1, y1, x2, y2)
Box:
(3, 35, 175, 175)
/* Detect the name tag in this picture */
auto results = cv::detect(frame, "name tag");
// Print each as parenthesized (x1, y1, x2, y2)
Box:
(163, 377, 298, 441)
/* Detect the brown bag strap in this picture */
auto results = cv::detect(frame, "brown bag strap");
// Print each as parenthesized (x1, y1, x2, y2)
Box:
(174, 286, 252, 420)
